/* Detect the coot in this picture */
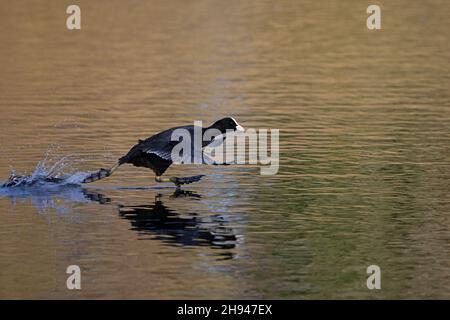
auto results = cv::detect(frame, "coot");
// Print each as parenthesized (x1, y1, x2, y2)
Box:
(82, 117, 244, 186)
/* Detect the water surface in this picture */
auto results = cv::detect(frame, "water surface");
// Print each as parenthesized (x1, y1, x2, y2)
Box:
(0, 0, 449, 299)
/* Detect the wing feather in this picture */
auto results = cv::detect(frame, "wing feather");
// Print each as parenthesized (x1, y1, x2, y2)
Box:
(144, 148, 172, 161)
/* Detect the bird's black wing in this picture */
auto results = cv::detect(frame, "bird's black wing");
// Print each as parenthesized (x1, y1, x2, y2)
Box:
(139, 125, 196, 162)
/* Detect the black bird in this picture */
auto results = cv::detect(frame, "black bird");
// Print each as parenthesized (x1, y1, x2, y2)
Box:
(82, 117, 245, 186)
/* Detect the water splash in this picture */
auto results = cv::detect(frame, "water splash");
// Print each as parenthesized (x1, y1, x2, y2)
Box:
(1, 153, 94, 188)
(0, 154, 112, 214)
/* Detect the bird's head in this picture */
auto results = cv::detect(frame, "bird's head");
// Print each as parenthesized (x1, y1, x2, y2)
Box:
(210, 117, 245, 134)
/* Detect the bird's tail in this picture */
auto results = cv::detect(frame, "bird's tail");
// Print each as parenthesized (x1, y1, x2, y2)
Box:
(81, 162, 121, 184)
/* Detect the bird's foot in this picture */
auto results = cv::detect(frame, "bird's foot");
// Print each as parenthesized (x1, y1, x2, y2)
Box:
(82, 168, 111, 184)
(169, 175, 205, 187)
(98, 168, 111, 178)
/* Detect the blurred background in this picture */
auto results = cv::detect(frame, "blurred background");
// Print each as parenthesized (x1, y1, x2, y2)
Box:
(0, 0, 449, 299)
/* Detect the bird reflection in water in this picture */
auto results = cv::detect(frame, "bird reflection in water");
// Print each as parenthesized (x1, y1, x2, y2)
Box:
(0, 184, 112, 214)
(1, 184, 241, 256)
(118, 189, 240, 252)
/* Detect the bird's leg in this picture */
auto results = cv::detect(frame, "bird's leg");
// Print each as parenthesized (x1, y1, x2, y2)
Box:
(155, 176, 170, 183)
(155, 176, 180, 186)
(82, 162, 121, 184)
